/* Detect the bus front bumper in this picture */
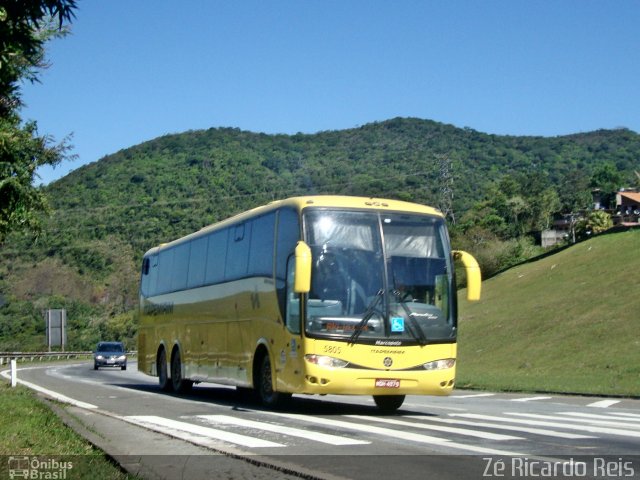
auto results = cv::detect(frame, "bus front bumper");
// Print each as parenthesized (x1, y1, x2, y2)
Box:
(301, 364, 456, 396)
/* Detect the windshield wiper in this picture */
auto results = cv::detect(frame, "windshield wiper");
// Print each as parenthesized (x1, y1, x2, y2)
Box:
(392, 290, 429, 346)
(348, 289, 384, 345)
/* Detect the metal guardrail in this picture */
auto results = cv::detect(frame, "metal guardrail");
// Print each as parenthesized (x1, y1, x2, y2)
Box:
(0, 351, 137, 365)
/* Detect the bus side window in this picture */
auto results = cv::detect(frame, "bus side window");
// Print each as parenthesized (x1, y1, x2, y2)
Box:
(170, 242, 190, 292)
(248, 213, 275, 278)
(157, 248, 174, 294)
(149, 254, 159, 296)
(140, 257, 150, 296)
(142, 257, 150, 275)
(225, 222, 251, 281)
(205, 229, 228, 285)
(285, 256, 301, 334)
(187, 236, 208, 288)
(277, 208, 301, 331)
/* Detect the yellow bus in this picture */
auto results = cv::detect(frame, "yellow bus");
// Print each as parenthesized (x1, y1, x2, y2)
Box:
(138, 196, 481, 411)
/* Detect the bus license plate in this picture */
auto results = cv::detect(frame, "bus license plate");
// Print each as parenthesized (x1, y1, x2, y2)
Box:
(375, 379, 400, 388)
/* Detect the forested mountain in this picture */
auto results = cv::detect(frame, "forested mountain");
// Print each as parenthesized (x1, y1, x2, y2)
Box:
(1, 117, 638, 350)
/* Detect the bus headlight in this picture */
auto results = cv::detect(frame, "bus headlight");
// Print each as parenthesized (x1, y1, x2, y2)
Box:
(304, 355, 349, 368)
(423, 358, 455, 371)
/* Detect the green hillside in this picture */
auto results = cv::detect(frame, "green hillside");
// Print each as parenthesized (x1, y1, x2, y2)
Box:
(1, 117, 639, 353)
(457, 229, 640, 396)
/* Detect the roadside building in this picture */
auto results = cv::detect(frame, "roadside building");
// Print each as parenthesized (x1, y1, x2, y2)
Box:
(613, 190, 640, 226)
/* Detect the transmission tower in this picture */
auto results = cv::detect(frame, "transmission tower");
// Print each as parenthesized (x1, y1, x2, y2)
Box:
(437, 154, 455, 224)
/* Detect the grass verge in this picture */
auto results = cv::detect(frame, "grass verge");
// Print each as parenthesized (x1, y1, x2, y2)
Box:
(457, 229, 640, 396)
(0, 381, 134, 479)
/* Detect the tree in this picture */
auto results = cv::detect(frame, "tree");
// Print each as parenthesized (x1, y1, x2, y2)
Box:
(575, 210, 613, 240)
(0, 0, 77, 242)
(559, 169, 591, 213)
(589, 163, 623, 209)
(532, 188, 561, 231)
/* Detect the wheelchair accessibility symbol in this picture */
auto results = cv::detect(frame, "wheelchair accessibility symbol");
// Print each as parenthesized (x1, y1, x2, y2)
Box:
(391, 317, 405, 333)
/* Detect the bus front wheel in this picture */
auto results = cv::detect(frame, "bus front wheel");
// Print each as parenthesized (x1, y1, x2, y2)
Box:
(373, 394, 405, 413)
(257, 355, 290, 408)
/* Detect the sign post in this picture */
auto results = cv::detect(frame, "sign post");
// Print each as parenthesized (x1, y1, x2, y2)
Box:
(45, 309, 67, 351)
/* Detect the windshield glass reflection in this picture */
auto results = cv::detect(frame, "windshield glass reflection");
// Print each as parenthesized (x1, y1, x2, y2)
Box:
(303, 209, 454, 344)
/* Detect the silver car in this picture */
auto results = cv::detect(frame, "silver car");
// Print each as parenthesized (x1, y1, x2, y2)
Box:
(94, 341, 127, 370)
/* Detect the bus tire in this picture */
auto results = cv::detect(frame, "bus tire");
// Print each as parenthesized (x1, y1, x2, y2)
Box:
(257, 354, 290, 409)
(171, 348, 193, 393)
(373, 394, 405, 413)
(157, 348, 172, 392)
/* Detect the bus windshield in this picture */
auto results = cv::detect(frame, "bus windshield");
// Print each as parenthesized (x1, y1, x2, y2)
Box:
(303, 209, 455, 345)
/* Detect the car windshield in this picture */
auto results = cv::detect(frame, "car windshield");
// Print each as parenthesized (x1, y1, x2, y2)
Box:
(303, 209, 455, 345)
(97, 343, 124, 353)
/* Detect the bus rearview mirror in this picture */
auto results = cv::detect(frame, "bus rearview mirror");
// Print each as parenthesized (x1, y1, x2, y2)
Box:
(294, 241, 312, 293)
(453, 250, 482, 301)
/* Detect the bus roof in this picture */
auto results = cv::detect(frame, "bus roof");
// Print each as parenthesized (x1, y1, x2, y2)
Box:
(144, 195, 443, 255)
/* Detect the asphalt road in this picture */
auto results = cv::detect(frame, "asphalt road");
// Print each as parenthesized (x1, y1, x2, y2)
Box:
(5, 361, 640, 480)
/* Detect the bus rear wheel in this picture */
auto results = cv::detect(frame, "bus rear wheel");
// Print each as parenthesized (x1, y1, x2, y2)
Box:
(373, 394, 405, 413)
(157, 348, 172, 392)
(171, 349, 193, 393)
(257, 355, 290, 408)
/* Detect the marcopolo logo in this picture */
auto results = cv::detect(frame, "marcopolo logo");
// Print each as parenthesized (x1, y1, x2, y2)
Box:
(8, 456, 73, 479)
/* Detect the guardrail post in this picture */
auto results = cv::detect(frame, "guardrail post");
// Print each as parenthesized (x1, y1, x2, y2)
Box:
(11, 359, 17, 387)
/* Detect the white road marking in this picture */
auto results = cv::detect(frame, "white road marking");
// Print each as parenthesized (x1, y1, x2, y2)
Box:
(452, 413, 640, 438)
(403, 415, 595, 439)
(598, 412, 640, 420)
(402, 403, 468, 411)
(506, 412, 640, 430)
(194, 415, 369, 446)
(511, 396, 553, 402)
(0, 369, 98, 409)
(126, 415, 284, 448)
(562, 412, 640, 423)
(255, 410, 527, 456)
(587, 399, 621, 408)
(452, 393, 496, 399)
(346, 415, 523, 441)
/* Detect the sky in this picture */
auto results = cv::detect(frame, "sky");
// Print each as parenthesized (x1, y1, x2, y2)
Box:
(20, 0, 640, 185)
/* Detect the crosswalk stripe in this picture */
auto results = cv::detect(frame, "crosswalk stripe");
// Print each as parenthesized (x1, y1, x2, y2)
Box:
(403, 415, 595, 439)
(346, 415, 523, 441)
(599, 412, 640, 420)
(194, 415, 370, 446)
(452, 413, 640, 438)
(511, 396, 553, 402)
(126, 415, 284, 448)
(587, 399, 621, 408)
(506, 412, 640, 430)
(452, 393, 496, 399)
(562, 412, 640, 423)
(257, 411, 452, 445)
(255, 410, 527, 456)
